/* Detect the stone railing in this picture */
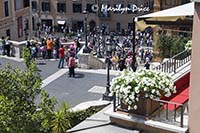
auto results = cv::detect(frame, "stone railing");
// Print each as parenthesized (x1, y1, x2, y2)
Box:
(10, 40, 27, 58)
(77, 46, 106, 69)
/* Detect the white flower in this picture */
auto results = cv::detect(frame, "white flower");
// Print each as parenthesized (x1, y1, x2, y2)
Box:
(135, 97, 139, 101)
(110, 69, 176, 108)
(151, 89, 155, 94)
(134, 105, 137, 110)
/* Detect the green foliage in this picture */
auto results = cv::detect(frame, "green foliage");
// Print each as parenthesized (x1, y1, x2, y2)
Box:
(0, 47, 106, 132)
(22, 46, 32, 68)
(68, 106, 105, 128)
(52, 102, 71, 133)
(156, 34, 191, 58)
(31, 91, 57, 132)
(0, 64, 42, 132)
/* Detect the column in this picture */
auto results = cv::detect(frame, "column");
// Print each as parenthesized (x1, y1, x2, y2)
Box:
(189, 2, 200, 133)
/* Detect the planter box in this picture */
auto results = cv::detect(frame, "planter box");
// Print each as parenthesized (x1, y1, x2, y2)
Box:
(120, 97, 160, 116)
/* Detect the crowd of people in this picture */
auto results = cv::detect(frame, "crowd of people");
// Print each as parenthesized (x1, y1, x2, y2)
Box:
(0, 36, 12, 57)
(0, 26, 154, 75)
(135, 28, 153, 47)
(24, 37, 81, 77)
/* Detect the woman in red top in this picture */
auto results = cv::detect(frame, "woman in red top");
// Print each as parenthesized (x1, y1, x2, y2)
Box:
(58, 45, 65, 68)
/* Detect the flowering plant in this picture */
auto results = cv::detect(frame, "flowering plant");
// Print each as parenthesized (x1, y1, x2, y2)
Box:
(185, 40, 192, 50)
(111, 69, 176, 110)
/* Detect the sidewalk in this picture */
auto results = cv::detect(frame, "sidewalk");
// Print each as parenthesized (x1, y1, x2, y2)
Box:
(68, 102, 140, 133)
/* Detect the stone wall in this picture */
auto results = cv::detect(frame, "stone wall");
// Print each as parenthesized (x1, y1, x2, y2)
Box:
(77, 46, 106, 69)
(78, 53, 106, 69)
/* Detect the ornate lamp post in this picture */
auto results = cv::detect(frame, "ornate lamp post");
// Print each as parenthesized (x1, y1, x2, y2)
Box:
(82, 10, 90, 53)
(131, 17, 136, 72)
(103, 39, 113, 101)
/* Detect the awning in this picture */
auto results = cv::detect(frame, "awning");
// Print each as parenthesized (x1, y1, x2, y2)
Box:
(137, 2, 194, 19)
(136, 20, 157, 31)
(57, 20, 66, 25)
(135, 2, 194, 31)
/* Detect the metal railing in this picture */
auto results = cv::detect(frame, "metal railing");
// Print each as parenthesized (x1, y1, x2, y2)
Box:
(113, 92, 187, 128)
(153, 49, 191, 73)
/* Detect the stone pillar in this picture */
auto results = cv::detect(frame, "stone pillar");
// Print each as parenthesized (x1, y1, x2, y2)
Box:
(189, 2, 200, 133)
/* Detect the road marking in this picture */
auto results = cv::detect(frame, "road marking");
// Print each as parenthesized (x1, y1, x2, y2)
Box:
(1, 56, 24, 62)
(88, 85, 106, 94)
(41, 69, 68, 88)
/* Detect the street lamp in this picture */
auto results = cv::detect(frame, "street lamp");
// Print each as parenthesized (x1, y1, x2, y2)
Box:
(82, 10, 91, 53)
(131, 17, 136, 72)
(103, 40, 113, 101)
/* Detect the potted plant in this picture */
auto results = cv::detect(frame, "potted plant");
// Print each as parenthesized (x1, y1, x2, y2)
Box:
(111, 69, 176, 116)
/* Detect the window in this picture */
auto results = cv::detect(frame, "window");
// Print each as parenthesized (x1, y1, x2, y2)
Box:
(42, 2, 50, 12)
(23, 0, 30, 8)
(15, 0, 21, 10)
(6, 29, 11, 38)
(57, 3, 66, 13)
(32, 1, 37, 12)
(24, 19, 29, 30)
(182, 0, 190, 4)
(144, 0, 154, 10)
(87, 4, 95, 13)
(116, 22, 121, 33)
(17, 17, 23, 38)
(4, 1, 9, 17)
(73, 3, 82, 13)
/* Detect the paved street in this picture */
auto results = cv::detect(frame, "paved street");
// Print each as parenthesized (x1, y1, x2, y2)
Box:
(0, 56, 117, 108)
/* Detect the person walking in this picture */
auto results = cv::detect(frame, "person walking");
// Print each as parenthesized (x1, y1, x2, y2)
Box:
(1, 37, 6, 55)
(5, 36, 11, 56)
(125, 55, 133, 71)
(58, 45, 65, 68)
(118, 57, 126, 71)
(144, 58, 150, 70)
(46, 38, 53, 59)
(68, 54, 76, 77)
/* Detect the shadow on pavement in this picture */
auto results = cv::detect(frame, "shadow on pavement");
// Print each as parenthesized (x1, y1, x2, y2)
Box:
(36, 62, 46, 65)
(74, 73, 84, 78)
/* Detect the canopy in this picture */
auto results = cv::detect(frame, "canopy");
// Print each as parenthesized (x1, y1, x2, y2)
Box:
(137, 2, 194, 19)
(135, 2, 194, 30)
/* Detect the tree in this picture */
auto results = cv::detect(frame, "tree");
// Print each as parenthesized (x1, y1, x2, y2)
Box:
(0, 64, 41, 132)
(0, 47, 57, 132)
(157, 34, 191, 58)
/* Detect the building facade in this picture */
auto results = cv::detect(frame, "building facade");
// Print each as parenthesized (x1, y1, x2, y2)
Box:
(0, 0, 191, 41)
(0, 0, 31, 41)
(31, 0, 155, 36)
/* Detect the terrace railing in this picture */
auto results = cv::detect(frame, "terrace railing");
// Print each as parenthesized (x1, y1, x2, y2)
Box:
(153, 49, 191, 74)
(113, 92, 187, 128)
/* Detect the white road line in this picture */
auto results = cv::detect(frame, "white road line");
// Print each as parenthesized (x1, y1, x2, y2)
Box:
(1, 56, 24, 62)
(41, 69, 68, 88)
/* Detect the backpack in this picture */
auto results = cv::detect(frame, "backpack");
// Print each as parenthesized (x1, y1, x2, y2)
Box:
(68, 57, 76, 67)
